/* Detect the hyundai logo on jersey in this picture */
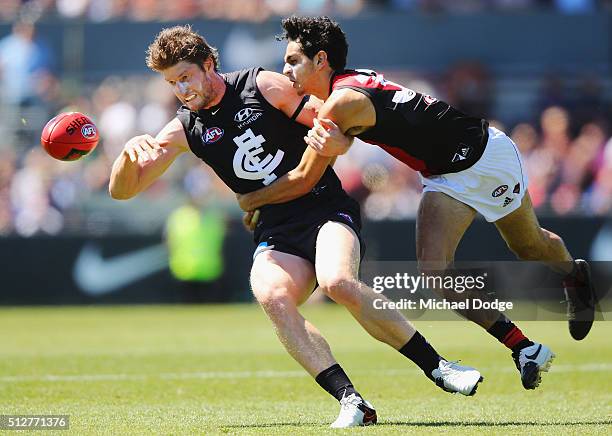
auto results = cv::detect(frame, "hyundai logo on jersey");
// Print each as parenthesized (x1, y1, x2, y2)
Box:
(234, 108, 254, 122)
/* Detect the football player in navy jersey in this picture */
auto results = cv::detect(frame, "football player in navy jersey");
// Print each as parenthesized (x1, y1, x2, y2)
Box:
(108, 25, 484, 428)
(236, 16, 597, 391)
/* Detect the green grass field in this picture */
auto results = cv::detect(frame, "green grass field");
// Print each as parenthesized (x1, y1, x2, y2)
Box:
(0, 304, 610, 435)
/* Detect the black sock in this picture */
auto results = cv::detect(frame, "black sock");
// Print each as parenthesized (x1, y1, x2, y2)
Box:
(487, 315, 533, 352)
(398, 332, 443, 381)
(315, 364, 360, 402)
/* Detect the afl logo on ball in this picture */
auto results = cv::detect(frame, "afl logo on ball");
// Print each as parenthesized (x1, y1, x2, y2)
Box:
(234, 108, 253, 122)
(203, 127, 224, 144)
(81, 124, 97, 139)
(492, 185, 508, 197)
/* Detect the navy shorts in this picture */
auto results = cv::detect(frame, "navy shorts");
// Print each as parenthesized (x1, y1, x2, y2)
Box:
(253, 196, 365, 265)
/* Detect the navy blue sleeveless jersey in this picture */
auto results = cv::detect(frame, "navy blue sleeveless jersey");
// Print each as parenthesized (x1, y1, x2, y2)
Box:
(176, 67, 354, 229)
(331, 69, 489, 177)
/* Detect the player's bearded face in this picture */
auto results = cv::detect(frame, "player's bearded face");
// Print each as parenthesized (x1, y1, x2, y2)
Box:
(163, 61, 215, 110)
(283, 41, 316, 96)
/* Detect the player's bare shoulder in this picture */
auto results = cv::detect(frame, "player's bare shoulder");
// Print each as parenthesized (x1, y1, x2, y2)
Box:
(256, 70, 319, 126)
(324, 88, 376, 135)
(255, 70, 294, 107)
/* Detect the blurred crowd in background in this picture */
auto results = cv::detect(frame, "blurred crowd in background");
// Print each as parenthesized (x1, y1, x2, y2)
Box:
(0, 2, 611, 237)
(2, 0, 612, 22)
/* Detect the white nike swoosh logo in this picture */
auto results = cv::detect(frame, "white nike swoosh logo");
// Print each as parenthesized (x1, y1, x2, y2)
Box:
(524, 344, 542, 360)
(73, 243, 168, 296)
(211, 108, 220, 115)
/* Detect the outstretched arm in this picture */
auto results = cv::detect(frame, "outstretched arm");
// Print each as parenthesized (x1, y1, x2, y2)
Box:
(109, 117, 188, 199)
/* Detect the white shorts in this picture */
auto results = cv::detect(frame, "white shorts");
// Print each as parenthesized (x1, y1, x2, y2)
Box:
(420, 127, 528, 222)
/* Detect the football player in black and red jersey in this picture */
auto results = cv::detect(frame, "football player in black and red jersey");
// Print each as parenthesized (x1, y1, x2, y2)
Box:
(237, 16, 597, 391)
(109, 25, 484, 428)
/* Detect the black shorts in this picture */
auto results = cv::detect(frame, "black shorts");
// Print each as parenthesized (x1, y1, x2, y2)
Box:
(253, 196, 365, 265)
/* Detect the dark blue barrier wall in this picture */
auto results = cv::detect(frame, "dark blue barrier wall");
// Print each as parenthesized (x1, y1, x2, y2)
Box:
(1, 217, 610, 305)
(363, 216, 606, 262)
(0, 13, 608, 77)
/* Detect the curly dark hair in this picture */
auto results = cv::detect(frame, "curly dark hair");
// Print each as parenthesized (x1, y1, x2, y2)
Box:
(146, 25, 219, 72)
(279, 16, 348, 71)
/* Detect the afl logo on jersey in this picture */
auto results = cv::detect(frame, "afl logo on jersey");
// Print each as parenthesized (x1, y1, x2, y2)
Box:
(202, 127, 224, 144)
(234, 108, 253, 122)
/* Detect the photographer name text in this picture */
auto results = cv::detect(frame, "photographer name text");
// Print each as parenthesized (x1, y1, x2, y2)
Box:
(373, 298, 513, 312)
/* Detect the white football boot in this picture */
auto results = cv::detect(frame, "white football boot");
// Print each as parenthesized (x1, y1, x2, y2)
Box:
(431, 360, 483, 396)
(512, 342, 555, 389)
(330, 393, 377, 428)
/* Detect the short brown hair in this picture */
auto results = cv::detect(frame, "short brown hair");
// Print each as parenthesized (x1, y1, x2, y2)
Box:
(146, 25, 219, 72)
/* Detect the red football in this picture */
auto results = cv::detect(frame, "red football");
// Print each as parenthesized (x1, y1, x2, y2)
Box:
(41, 112, 99, 161)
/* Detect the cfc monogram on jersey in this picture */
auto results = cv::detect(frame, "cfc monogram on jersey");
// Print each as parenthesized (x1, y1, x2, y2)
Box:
(232, 128, 284, 186)
(331, 69, 489, 176)
(177, 67, 348, 226)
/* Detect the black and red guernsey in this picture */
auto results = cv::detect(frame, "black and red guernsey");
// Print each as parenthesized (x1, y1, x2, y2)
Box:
(331, 69, 489, 177)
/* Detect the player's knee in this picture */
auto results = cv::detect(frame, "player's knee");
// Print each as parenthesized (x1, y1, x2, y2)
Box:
(251, 284, 296, 315)
(319, 275, 360, 307)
